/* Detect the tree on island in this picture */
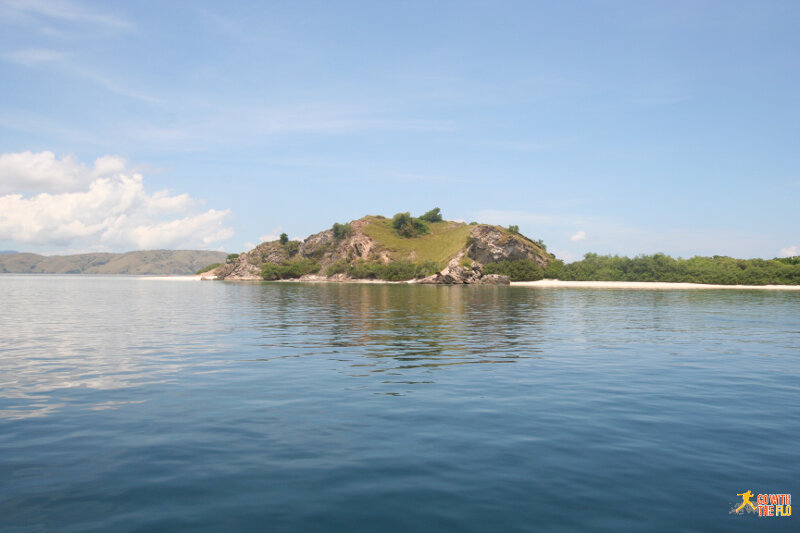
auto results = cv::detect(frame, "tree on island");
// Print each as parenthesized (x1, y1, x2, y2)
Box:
(419, 207, 443, 222)
(332, 222, 353, 240)
(392, 212, 429, 238)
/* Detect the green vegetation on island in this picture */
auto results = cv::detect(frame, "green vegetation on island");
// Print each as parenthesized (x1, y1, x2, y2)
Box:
(361, 214, 474, 266)
(212, 208, 798, 286)
(391, 212, 430, 238)
(327, 259, 439, 281)
(418, 207, 443, 223)
(196, 262, 223, 274)
(486, 253, 800, 285)
(260, 259, 321, 280)
(332, 222, 353, 241)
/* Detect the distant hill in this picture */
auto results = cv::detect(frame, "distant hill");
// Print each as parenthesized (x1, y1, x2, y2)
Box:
(0, 250, 228, 275)
(0, 250, 18, 254)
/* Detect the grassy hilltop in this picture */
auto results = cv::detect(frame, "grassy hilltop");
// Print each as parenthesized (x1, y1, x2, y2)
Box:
(359, 215, 473, 265)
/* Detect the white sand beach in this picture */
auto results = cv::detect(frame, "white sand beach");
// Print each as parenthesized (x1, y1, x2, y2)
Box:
(511, 280, 800, 291)
(141, 275, 206, 281)
(142, 276, 800, 289)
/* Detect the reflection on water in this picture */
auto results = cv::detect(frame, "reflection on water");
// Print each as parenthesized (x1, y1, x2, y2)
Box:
(247, 284, 544, 373)
(2, 278, 799, 415)
(1, 280, 554, 417)
(1, 276, 799, 532)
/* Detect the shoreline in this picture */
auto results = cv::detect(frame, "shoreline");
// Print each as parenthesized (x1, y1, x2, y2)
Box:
(510, 280, 800, 291)
(195, 275, 800, 290)
(10, 273, 791, 290)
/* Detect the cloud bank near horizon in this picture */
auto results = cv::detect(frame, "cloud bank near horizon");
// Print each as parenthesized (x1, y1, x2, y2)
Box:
(0, 151, 233, 252)
(780, 245, 799, 258)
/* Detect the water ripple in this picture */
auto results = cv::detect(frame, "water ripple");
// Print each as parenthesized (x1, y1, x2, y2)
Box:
(1, 276, 798, 532)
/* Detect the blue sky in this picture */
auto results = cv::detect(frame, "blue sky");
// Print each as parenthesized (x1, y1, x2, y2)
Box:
(0, 0, 798, 260)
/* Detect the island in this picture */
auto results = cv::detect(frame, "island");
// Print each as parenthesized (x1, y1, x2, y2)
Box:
(208, 209, 551, 284)
(205, 208, 800, 287)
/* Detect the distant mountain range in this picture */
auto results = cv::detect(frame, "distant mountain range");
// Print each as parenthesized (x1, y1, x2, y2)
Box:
(0, 250, 228, 275)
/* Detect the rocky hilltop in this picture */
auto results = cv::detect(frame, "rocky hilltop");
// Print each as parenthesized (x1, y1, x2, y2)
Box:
(213, 212, 552, 284)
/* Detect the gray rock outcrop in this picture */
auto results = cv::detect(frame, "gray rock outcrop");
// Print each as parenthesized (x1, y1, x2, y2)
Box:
(467, 225, 549, 267)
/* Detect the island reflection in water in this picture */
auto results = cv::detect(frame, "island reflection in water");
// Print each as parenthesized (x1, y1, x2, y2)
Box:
(246, 283, 545, 375)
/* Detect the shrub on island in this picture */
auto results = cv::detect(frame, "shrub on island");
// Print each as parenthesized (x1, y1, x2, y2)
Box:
(418, 207, 443, 223)
(483, 259, 546, 281)
(559, 254, 799, 285)
(285, 241, 300, 256)
(260, 259, 321, 280)
(195, 262, 222, 275)
(346, 260, 439, 281)
(392, 212, 429, 238)
(332, 222, 353, 241)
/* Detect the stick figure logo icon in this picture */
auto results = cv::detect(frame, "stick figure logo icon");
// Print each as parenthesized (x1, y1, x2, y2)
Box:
(735, 491, 757, 513)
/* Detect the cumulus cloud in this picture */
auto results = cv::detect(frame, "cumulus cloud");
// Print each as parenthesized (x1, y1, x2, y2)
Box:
(0, 151, 233, 251)
(570, 230, 587, 242)
(0, 150, 127, 194)
(780, 245, 799, 258)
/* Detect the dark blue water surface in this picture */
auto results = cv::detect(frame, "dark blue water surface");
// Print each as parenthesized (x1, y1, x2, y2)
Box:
(0, 276, 798, 532)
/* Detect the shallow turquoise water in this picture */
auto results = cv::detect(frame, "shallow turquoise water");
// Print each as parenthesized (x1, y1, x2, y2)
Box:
(0, 276, 797, 532)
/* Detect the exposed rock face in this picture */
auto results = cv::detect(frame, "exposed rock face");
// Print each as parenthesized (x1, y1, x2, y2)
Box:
(418, 251, 481, 284)
(417, 251, 512, 285)
(215, 242, 289, 280)
(216, 219, 385, 281)
(300, 219, 386, 265)
(417, 228, 548, 284)
(467, 225, 549, 267)
(216, 256, 262, 280)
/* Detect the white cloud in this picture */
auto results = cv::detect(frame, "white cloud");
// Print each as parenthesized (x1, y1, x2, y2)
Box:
(0, 151, 233, 251)
(0, 150, 125, 194)
(780, 245, 799, 258)
(259, 234, 280, 242)
(570, 230, 587, 242)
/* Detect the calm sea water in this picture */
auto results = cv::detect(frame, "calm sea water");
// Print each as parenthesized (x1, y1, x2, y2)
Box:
(0, 275, 797, 532)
